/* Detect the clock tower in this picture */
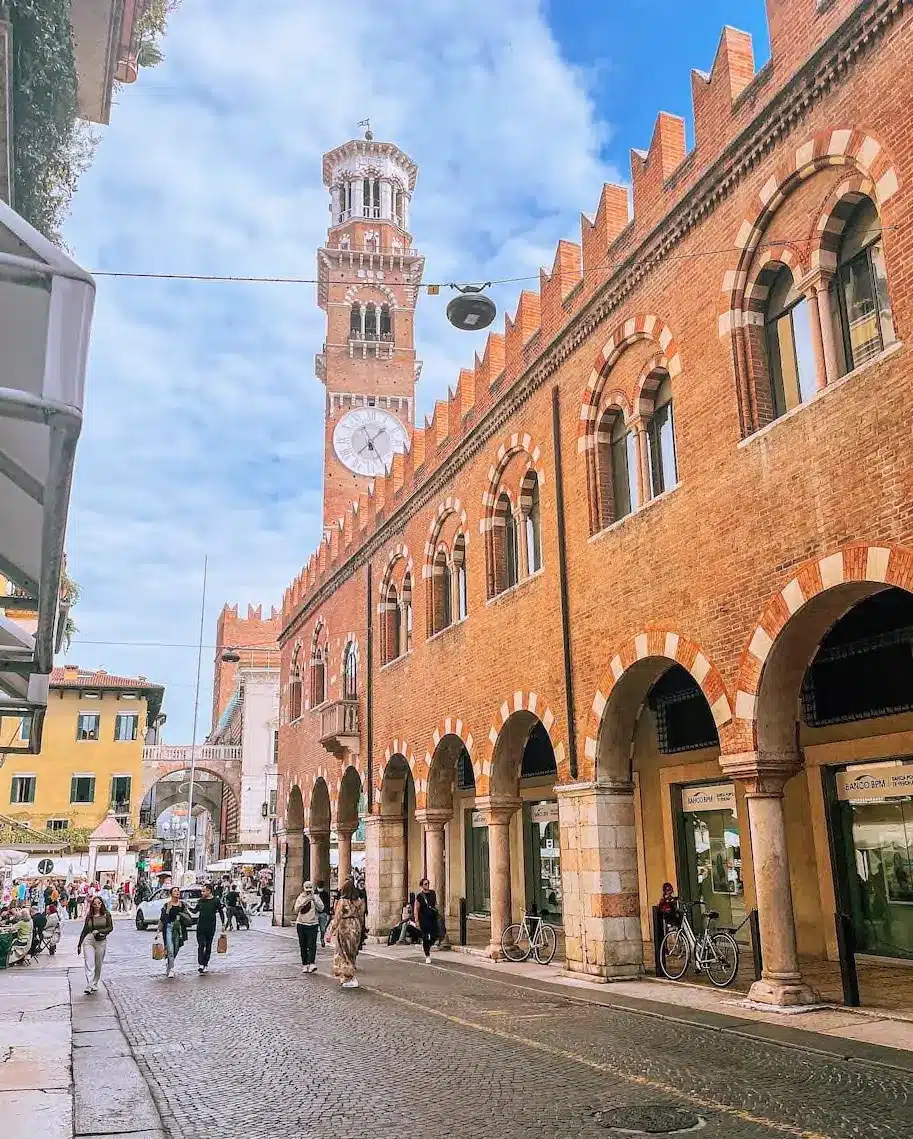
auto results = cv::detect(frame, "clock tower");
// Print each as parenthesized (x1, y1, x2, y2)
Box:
(317, 129, 424, 532)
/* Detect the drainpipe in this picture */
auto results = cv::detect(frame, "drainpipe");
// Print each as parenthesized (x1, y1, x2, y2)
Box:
(366, 564, 374, 807)
(551, 386, 578, 781)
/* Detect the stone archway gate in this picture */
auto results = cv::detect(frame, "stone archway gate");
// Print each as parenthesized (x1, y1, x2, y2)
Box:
(141, 744, 243, 807)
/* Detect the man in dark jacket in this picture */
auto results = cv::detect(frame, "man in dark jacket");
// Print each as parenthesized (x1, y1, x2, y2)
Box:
(195, 883, 225, 973)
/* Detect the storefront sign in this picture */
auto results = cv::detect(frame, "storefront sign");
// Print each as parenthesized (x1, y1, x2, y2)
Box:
(529, 801, 559, 824)
(836, 764, 913, 802)
(470, 809, 487, 829)
(682, 783, 736, 813)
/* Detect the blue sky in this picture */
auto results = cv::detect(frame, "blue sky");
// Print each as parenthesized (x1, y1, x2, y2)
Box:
(62, 0, 770, 740)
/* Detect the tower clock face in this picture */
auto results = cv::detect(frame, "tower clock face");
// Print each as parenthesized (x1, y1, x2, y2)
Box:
(332, 406, 409, 477)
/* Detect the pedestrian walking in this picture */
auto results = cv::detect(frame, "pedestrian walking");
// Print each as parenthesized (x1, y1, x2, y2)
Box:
(315, 880, 331, 946)
(354, 871, 368, 947)
(157, 887, 192, 979)
(77, 895, 113, 993)
(194, 882, 225, 974)
(294, 881, 323, 973)
(224, 883, 249, 930)
(329, 878, 364, 989)
(414, 878, 439, 963)
(258, 881, 273, 913)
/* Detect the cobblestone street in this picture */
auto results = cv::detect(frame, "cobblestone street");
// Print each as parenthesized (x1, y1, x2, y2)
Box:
(96, 926, 913, 1139)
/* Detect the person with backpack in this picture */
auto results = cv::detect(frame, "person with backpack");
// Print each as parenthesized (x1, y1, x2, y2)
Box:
(293, 881, 324, 973)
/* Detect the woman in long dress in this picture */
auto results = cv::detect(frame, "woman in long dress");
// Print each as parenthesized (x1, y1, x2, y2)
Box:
(329, 878, 364, 989)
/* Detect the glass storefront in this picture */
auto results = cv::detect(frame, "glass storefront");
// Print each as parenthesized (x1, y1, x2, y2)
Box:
(465, 808, 490, 915)
(678, 782, 746, 938)
(523, 799, 562, 920)
(833, 762, 913, 961)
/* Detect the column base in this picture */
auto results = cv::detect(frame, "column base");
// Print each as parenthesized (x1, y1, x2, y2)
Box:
(747, 977, 820, 1008)
(564, 959, 640, 982)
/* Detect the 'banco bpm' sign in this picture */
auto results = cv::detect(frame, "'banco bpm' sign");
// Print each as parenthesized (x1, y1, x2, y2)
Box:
(836, 763, 913, 802)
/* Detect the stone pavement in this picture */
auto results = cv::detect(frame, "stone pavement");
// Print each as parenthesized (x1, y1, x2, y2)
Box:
(0, 927, 165, 1139)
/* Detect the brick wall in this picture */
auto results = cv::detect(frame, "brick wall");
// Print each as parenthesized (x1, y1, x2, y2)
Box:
(278, 1, 913, 825)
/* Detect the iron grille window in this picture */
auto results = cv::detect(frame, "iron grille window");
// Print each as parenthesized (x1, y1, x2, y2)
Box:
(802, 626, 913, 727)
(648, 666, 719, 754)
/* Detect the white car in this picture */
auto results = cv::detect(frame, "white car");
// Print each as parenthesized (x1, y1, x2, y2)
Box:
(134, 885, 204, 931)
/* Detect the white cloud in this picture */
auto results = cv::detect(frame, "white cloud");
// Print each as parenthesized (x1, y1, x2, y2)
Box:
(63, 0, 616, 739)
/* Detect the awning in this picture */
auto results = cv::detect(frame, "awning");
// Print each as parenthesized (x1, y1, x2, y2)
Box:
(0, 199, 95, 752)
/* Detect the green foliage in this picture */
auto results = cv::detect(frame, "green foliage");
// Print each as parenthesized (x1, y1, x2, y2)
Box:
(133, 0, 179, 71)
(7, 0, 90, 243)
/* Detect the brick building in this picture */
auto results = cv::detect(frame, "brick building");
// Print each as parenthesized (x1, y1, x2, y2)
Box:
(277, 0, 913, 1006)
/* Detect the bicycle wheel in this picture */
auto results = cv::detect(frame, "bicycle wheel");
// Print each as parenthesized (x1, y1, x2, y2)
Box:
(659, 928, 690, 980)
(501, 923, 532, 962)
(533, 922, 557, 965)
(705, 932, 739, 988)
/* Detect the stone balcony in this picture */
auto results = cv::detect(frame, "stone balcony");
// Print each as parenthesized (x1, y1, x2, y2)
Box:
(318, 699, 360, 757)
(142, 744, 243, 764)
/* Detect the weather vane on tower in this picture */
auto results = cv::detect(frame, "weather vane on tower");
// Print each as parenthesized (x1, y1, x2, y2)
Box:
(357, 118, 373, 141)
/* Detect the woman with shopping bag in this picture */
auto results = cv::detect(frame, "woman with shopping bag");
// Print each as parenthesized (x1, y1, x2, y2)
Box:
(156, 887, 193, 979)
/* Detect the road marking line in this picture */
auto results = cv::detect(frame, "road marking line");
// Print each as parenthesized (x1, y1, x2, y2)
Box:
(370, 985, 831, 1139)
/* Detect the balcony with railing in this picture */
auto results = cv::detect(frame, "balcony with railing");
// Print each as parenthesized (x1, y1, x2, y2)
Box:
(319, 699, 360, 757)
(348, 330, 394, 344)
(142, 744, 243, 765)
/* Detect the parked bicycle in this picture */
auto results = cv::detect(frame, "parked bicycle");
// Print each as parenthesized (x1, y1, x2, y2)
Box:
(501, 912, 557, 965)
(659, 898, 739, 987)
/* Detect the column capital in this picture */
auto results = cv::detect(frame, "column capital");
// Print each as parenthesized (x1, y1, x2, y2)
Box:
(306, 828, 331, 842)
(554, 779, 634, 800)
(335, 823, 358, 839)
(474, 795, 521, 824)
(719, 750, 802, 796)
(796, 266, 835, 295)
(414, 808, 453, 830)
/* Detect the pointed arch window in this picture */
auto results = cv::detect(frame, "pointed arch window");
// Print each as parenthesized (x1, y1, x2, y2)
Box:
(431, 548, 451, 635)
(523, 474, 542, 576)
(646, 374, 677, 497)
(402, 572, 413, 653)
(830, 197, 896, 374)
(765, 265, 816, 418)
(310, 644, 326, 708)
(349, 302, 361, 338)
(383, 584, 400, 665)
(364, 302, 377, 339)
(454, 534, 468, 621)
(610, 413, 638, 521)
(288, 651, 303, 722)
(379, 304, 392, 339)
(343, 642, 357, 699)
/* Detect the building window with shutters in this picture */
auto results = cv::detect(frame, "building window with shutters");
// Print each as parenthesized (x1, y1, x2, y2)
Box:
(10, 775, 35, 803)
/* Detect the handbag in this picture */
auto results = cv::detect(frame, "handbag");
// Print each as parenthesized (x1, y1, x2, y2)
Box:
(152, 932, 165, 961)
(217, 931, 228, 955)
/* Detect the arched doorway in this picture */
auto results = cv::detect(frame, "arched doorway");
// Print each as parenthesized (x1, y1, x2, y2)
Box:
(422, 734, 472, 938)
(485, 709, 559, 957)
(369, 753, 418, 934)
(336, 765, 363, 886)
(743, 574, 913, 1008)
(140, 769, 239, 879)
(585, 643, 729, 981)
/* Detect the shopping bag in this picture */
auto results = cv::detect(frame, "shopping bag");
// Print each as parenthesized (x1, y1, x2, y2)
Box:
(216, 931, 228, 955)
(152, 933, 165, 961)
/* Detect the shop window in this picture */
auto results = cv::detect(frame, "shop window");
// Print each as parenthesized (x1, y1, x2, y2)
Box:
(648, 665, 719, 754)
(10, 774, 35, 803)
(830, 197, 896, 375)
(76, 713, 100, 741)
(802, 588, 913, 726)
(764, 264, 816, 419)
(646, 375, 677, 497)
(70, 775, 96, 804)
(114, 712, 138, 742)
(523, 473, 542, 575)
(343, 642, 358, 699)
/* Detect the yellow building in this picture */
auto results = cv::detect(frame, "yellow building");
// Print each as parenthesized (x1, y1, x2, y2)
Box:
(0, 665, 164, 837)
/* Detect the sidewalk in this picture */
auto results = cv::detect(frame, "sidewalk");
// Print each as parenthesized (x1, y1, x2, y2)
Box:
(0, 941, 165, 1139)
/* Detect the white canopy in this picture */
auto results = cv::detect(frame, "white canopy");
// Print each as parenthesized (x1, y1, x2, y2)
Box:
(0, 200, 94, 752)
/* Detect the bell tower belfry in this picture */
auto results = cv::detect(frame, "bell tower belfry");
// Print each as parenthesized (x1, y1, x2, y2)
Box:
(317, 127, 425, 532)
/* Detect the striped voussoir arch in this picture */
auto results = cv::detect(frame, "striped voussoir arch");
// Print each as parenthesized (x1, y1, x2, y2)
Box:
(718, 127, 899, 338)
(479, 433, 546, 533)
(423, 498, 468, 579)
(480, 692, 565, 796)
(423, 716, 477, 789)
(377, 542, 413, 608)
(578, 315, 682, 454)
(733, 543, 913, 735)
(374, 740, 419, 808)
(330, 755, 368, 815)
(582, 631, 733, 781)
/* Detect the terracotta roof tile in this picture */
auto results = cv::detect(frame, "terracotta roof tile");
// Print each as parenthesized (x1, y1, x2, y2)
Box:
(50, 667, 163, 692)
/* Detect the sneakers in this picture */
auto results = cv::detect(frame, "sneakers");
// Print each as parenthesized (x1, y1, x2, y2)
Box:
(83, 986, 92, 994)
(425, 955, 432, 964)
(341, 978, 359, 989)
(307, 964, 318, 973)
(198, 966, 205, 974)
(302, 965, 309, 974)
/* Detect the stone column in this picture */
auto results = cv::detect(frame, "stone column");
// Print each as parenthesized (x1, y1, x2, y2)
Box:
(555, 781, 642, 981)
(336, 824, 355, 886)
(477, 797, 520, 957)
(309, 830, 331, 889)
(721, 752, 818, 1007)
(814, 272, 838, 385)
(363, 814, 406, 937)
(633, 418, 651, 505)
(281, 829, 305, 926)
(416, 809, 452, 939)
